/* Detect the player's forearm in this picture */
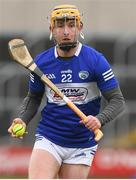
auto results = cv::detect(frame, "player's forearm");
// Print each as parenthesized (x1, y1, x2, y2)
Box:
(96, 87, 125, 126)
(15, 91, 43, 125)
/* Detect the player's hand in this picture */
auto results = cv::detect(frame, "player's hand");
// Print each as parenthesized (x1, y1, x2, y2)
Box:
(80, 115, 101, 131)
(8, 118, 27, 139)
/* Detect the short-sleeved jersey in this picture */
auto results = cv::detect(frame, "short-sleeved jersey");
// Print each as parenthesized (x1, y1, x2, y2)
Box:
(29, 43, 119, 148)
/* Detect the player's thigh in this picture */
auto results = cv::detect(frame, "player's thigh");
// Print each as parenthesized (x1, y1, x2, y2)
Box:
(28, 149, 60, 179)
(59, 163, 90, 179)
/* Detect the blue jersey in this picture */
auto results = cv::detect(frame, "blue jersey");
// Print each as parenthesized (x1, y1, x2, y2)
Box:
(29, 43, 118, 148)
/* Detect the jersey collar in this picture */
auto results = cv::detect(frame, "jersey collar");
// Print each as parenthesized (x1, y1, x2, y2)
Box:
(54, 42, 82, 58)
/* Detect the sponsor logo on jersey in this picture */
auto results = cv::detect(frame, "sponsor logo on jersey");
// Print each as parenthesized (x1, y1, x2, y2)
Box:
(79, 71, 89, 80)
(45, 73, 56, 79)
(61, 69, 72, 74)
(74, 152, 86, 157)
(30, 73, 34, 83)
(51, 87, 88, 102)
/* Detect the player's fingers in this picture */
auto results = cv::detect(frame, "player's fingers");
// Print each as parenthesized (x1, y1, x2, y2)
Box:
(14, 133, 27, 139)
(79, 118, 89, 124)
(10, 131, 25, 139)
(89, 125, 98, 131)
(17, 131, 28, 139)
(8, 124, 15, 133)
(11, 134, 16, 138)
(8, 123, 26, 138)
(8, 119, 19, 133)
(86, 121, 101, 131)
(11, 134, 23, 139)
(8, 127, 12, 133)
(18, 136, 23, 139)
(13, 118, 23, 124)
(84, 119, 95, 129)
(79, 120, 83, 124)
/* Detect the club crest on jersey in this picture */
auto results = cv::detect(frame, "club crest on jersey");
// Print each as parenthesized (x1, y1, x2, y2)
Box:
(79, 71, 89, 80)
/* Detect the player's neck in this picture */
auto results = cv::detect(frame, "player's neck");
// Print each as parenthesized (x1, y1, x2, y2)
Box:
(56, 44, 78, 58)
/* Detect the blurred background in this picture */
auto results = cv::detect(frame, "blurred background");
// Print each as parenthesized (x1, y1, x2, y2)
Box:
(0, 0, 136, 178)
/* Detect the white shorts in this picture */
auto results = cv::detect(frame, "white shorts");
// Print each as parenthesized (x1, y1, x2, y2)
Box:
(33, 134, 98, 166)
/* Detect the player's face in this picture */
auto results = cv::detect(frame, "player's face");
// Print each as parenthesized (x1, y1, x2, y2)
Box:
(52, 17, 82, 45)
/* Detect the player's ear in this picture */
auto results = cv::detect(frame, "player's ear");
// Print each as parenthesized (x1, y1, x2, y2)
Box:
(49, 25, 53, 40)
(80, 22, 83, 30)
(49, 25, 52, 31)
(79, 22, 84, 39)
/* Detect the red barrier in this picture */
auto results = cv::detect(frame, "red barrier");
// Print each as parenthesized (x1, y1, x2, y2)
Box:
(0, 146, 136, 178)
(91, 148, 136, 178)
(0, 146, 31, 176)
